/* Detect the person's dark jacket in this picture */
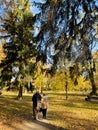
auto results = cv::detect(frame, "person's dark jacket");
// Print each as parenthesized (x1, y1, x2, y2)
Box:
(32, 92, 41, 107)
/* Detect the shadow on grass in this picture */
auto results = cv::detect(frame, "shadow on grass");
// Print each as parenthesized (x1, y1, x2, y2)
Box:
(64, 96, 98, 110)
(0, 95, 66, 130)
(0, 92, 98, 130)
(48, 108, 98, 130)
(50, 98, 98, 111)
(47, 91, 88, 97)
(48, 92, 98, 111)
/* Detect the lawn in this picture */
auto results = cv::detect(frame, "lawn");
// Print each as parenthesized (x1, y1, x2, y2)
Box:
(0, 91, 98, 130)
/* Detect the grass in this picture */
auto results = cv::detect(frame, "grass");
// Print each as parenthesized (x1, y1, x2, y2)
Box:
(0, 91, 98, 130)
(47, 92, 98, 130)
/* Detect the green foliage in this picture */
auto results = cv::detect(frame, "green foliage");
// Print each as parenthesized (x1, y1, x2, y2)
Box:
(0, 0, 36, 94)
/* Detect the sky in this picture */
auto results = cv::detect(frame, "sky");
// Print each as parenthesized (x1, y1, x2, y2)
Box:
(30, 0, 46, 15)
(92, 44, 98, 52)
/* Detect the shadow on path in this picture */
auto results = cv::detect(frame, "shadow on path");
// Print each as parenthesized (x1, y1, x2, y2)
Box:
(3, 114, 66, 130)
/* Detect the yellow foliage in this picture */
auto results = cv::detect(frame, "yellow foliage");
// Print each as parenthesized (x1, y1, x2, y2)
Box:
(0, 45, 6, 61)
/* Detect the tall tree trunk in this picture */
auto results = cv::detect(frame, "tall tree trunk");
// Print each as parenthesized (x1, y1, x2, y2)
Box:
(65, 81, 68, 100)
(89, 68, 97, 96)
(17, 85, 23, 100)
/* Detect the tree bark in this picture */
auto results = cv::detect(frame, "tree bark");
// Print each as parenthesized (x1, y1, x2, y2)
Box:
(89, 68, 97, 96)
(65, 81, 68, 100)
(17, 85, 23, 100)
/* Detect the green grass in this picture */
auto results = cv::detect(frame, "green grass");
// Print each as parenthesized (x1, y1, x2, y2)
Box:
(0, 91, 98, 130)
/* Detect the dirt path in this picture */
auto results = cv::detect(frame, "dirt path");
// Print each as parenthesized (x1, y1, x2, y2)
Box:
(15, 119, 53, 130)
(0, 115, 56, 130)
(0, 119, 54, 130)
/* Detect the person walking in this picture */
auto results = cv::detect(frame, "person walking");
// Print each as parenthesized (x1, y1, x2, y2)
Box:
(32, 90, 42, 120)
(41, 93, 48, 119)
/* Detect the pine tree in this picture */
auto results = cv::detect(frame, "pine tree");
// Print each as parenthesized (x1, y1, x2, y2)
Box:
(0, 0, 36, 98)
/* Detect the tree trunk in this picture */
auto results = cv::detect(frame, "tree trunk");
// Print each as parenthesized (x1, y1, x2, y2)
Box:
(41, 86, 43, 94)
(89, 68, 97, 96)
(85, 67, 97, 102)
(65, 81, 68, 100)
(85, 68, 97, 101)
(17, 85, 23, 100)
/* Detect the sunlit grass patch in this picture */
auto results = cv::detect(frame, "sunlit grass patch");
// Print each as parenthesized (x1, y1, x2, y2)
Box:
(47, 91, 98, 130)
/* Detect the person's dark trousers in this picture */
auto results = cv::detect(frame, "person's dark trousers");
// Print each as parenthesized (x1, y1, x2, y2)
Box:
(33, 106, 38, 120)
(33, 106, 36, 119)
(42, 109, 47, 119)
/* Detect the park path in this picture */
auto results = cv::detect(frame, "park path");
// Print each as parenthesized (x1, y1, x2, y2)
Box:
(16, 119, 53, 130)
(0, 113, 56, 130)
(1, 118, 54, 130)
(3, 114, 56, 130)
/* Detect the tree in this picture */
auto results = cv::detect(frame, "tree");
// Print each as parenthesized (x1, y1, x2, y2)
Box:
(34, 61, 48, 93)
(0, 0, 36, 98)
(33, 0, 98, 97)
(93, 51, 98, 92)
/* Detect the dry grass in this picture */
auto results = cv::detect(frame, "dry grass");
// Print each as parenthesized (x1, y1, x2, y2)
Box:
(47, 91, 98, 130)
(0, 91, 98, 130)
